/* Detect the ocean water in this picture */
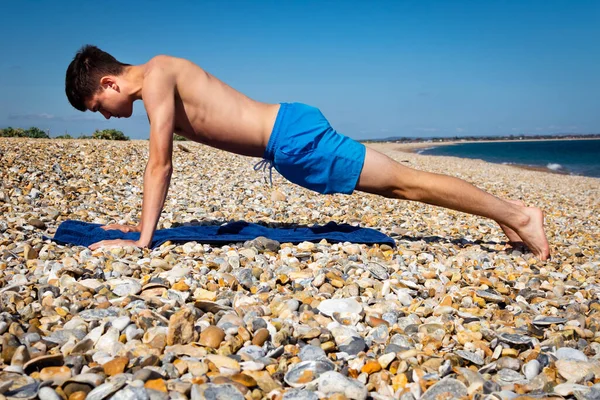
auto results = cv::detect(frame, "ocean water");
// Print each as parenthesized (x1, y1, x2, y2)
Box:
(418, 139, 600, 178)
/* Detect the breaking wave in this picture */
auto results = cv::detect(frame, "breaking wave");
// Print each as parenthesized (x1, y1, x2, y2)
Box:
(546, 163, 563, 171)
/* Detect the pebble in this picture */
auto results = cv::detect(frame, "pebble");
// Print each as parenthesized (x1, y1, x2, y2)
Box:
(38, 387, 62, 400)
(0, 139, 598, 399)
(103, 357, 129, 376)
(299, 345, 326, 361)
(496, 356, 521, 371)
(555, 347, 588, 361)
(282, 389, 319, 400)
(456, 350, 484, 365)
(198, 326, 225, 348)
(522, 359, 541, 380)
(318, 371, 368, 400)
(167, 308, 195, 346)
(206, 355, 240, 373)
(252, 328, 270, 346)
(195, 383, 245, 400)
(556, 359, 600, 383)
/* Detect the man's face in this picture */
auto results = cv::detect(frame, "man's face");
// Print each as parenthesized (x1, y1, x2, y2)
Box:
(86, 79, 133, 119)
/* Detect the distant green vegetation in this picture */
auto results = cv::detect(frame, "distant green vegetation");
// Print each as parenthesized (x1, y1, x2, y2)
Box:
(0, 127, 50, 138)
(0, 127, 130, 140)
(54, 133, 74, 139)
(1, 127, 194, 142)
(87, 129, 129, 141)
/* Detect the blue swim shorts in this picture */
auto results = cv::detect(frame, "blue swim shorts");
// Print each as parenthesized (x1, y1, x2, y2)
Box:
(262, 102, 366, 195)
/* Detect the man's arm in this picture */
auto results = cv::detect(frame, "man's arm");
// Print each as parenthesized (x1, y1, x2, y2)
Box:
(136, 67, 176, 247)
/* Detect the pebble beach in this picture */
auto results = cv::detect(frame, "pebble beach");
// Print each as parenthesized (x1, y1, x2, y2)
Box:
(1, 137, 599, 400)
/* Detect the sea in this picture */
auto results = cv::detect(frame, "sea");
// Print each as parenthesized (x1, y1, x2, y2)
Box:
(417, 139, 600, 178)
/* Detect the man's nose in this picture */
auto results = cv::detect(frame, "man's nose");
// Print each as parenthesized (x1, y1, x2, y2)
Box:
(100, 110, 110, 119)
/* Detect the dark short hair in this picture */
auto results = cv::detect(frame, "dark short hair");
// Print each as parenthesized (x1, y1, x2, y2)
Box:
(65, 45, 130, 111)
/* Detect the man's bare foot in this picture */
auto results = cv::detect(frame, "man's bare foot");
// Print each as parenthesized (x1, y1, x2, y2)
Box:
(498, 200, 526, 244)
(512, 205, 551, 261)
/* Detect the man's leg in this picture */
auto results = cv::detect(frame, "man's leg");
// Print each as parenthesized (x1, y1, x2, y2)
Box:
(355, 147, 550, 260)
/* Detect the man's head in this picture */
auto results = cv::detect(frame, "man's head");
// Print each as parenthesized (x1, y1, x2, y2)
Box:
(65, 45, 134, 119)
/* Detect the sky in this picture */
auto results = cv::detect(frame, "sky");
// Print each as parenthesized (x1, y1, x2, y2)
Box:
(0, 0, 599, 140)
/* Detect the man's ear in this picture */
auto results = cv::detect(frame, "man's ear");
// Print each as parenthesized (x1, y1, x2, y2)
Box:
(100, 76, 119, 91)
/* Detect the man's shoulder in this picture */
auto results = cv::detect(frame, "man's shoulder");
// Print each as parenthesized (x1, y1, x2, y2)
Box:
(143, 56, 180, 87)
(147, 54, 195, 69)
(145, 55, 175, 73)
(148, 54, 177, 64)
(144, 55, 196, 82)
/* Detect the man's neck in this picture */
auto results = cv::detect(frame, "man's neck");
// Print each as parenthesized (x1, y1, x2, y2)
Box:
(123, 65, 145, 100)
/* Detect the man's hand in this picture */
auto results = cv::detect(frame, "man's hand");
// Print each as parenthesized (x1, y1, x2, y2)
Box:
(100, 223, 141, 233)
(88, 238, 149, 250)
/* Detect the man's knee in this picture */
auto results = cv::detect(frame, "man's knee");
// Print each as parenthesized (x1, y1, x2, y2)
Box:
(356, 148, 411, 198)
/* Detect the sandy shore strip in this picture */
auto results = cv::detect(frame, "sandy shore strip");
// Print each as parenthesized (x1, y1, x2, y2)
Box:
(1, 138, 599, 399)
(366, 140, 593, 176)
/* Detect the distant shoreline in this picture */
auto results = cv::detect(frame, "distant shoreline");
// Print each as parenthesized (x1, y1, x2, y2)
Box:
(364, 136, 600, 154)
(366, 138, 600, 178)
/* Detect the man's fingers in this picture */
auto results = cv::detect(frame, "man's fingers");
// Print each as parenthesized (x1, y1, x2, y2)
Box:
(89, 239, 140, 250)
(89, 240, 105, 250)
(89, 240, 117, 250)
(100, 224, 133, 233)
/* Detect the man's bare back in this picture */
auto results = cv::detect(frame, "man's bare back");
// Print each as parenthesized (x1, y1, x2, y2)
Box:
(143, 56, 279, 158)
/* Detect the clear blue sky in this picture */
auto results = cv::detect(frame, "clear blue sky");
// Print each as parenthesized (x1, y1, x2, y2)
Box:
(1, 0, 598, 139)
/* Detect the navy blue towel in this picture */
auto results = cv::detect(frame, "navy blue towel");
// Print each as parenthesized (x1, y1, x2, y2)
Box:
(47, 220, 396, 248)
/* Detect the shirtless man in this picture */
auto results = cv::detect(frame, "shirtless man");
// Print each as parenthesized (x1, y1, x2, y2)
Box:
(64, 45, 550, 260)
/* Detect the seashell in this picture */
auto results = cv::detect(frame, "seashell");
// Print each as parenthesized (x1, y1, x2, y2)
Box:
(284, 359, 336, 388)
(420, 378, 467, 400)
(365, 262, 389, 280)
(194, 300, 233, 314)
(331, 311, 361, 326)
(493, 368, 528, 385)
(345, 262, 389, 280)
(23, 354, 64, 374)
(3, 381, 41, 400)
(475, 290, 505, 303)
(497, 333, 533, 346)
(532, 316, 567, 326)
(0, 371, 37, 394)
(107, 278, 142, 297)
(317, 298, 362, 317)
(478, 362, 497, 374)
(70, 338, 94, 354)
(60, 372, 105, 389)
(85, 375, 128, 400)
(78, 308, 119, 322)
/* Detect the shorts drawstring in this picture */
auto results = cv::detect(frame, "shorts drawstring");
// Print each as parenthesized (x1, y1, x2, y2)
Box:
(254, 159, 274, 187)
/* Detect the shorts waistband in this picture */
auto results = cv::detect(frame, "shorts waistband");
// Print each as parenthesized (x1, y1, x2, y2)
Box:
(264, 102, 291, 161)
